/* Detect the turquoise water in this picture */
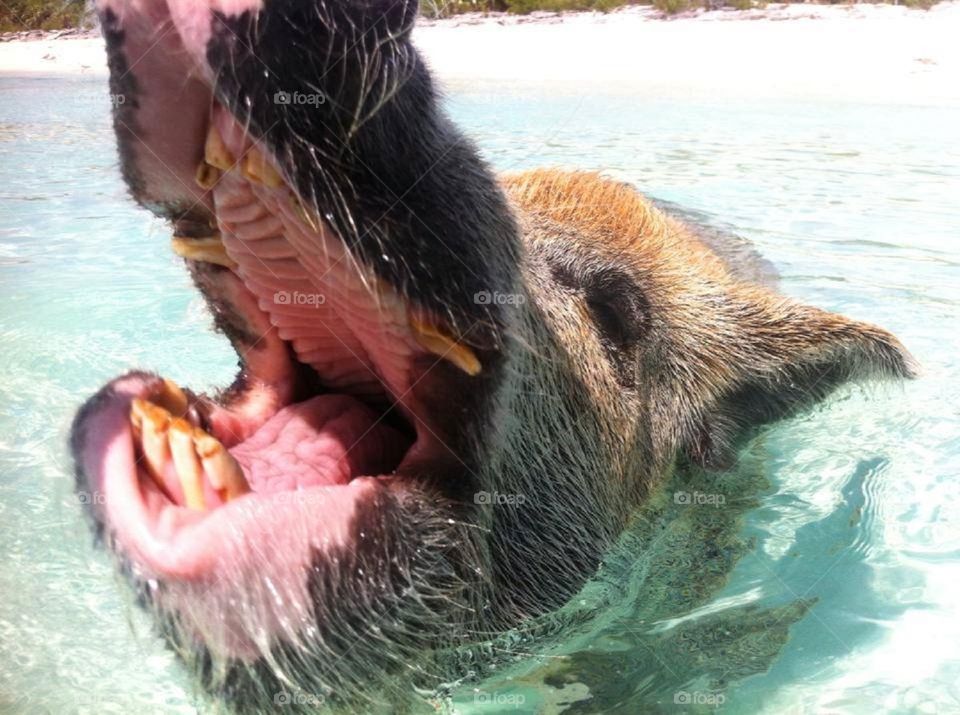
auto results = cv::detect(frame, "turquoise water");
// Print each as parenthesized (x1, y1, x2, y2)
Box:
(1, 75, 958, 713)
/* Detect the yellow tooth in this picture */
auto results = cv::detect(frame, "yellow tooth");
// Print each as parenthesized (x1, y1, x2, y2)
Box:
(242, 145, 284, 188)
(171, 235, 237, 270)
(168, 418, 206, 510)
(204, 124, 235, 171)
(195, 161, 221, 190)
(131, 398, 172, 487)
(409, 317, 481, 376)
(194, 429, 251, 501)
(153, 378, 189, 418)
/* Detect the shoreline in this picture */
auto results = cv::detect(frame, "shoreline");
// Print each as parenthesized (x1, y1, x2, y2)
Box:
(1, 3, 958, 105)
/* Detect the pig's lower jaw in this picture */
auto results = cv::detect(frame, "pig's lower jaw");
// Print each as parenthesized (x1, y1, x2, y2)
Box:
(71, 106, 490, 665)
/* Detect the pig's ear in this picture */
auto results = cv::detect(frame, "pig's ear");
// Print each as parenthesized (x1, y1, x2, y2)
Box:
(686, 298, 918, 471)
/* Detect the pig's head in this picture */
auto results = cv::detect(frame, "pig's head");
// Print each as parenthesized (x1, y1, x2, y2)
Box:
(71, 0, 916, 709)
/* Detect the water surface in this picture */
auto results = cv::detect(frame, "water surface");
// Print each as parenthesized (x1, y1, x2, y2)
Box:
(1, 75, 958, 713)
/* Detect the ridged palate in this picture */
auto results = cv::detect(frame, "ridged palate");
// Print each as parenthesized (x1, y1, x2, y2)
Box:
(214, 174, 402, 397)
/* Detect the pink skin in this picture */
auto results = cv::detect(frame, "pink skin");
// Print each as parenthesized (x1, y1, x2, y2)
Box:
(77, 72, 428, 588)
(77, 359, 447, 660)
(165, 0, 264, 76)
(95, 0, 262, 219)
(148, 395, 408, 509)
(197, 266, 299, 444)
(98, 0, 215, 212)
(229, 395, 409, 491)
(78, 375, 404, 583)
(77, 373, 413, 660)
(87, 0, 459, 661)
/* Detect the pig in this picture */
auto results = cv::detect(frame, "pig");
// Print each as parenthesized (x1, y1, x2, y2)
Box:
(70, 0, 916, 710)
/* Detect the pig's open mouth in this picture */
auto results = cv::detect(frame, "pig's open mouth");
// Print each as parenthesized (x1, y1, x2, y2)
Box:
(75, 0, 520, 687)
(72, 1, 920, 702)
(73, 102, 491, 600)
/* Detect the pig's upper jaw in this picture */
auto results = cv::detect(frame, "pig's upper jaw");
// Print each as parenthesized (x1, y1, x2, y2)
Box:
(71, 102, 488, 662)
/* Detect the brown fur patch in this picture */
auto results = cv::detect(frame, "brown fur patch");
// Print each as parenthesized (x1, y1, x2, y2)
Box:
(500, 168, 917, 471)
(501, 169, 730, 280)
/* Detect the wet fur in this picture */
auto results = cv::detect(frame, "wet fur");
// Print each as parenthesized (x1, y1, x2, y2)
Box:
(77, 1, 918, 711)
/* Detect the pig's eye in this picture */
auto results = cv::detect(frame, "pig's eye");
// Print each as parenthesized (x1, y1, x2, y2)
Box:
(585, 278, 647, 355)
(551, 259, 648, 384)
(587, 294, 630, 349)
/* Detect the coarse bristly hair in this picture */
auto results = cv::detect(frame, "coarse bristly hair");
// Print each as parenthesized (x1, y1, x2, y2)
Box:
(78, 1, 919, 712)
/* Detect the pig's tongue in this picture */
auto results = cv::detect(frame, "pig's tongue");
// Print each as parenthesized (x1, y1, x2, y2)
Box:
(151, 394, 408, 510)
(231, 394, 408, 490)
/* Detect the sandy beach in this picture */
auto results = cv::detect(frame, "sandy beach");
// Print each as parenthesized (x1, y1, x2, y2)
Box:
(1, 3, 959, 104)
